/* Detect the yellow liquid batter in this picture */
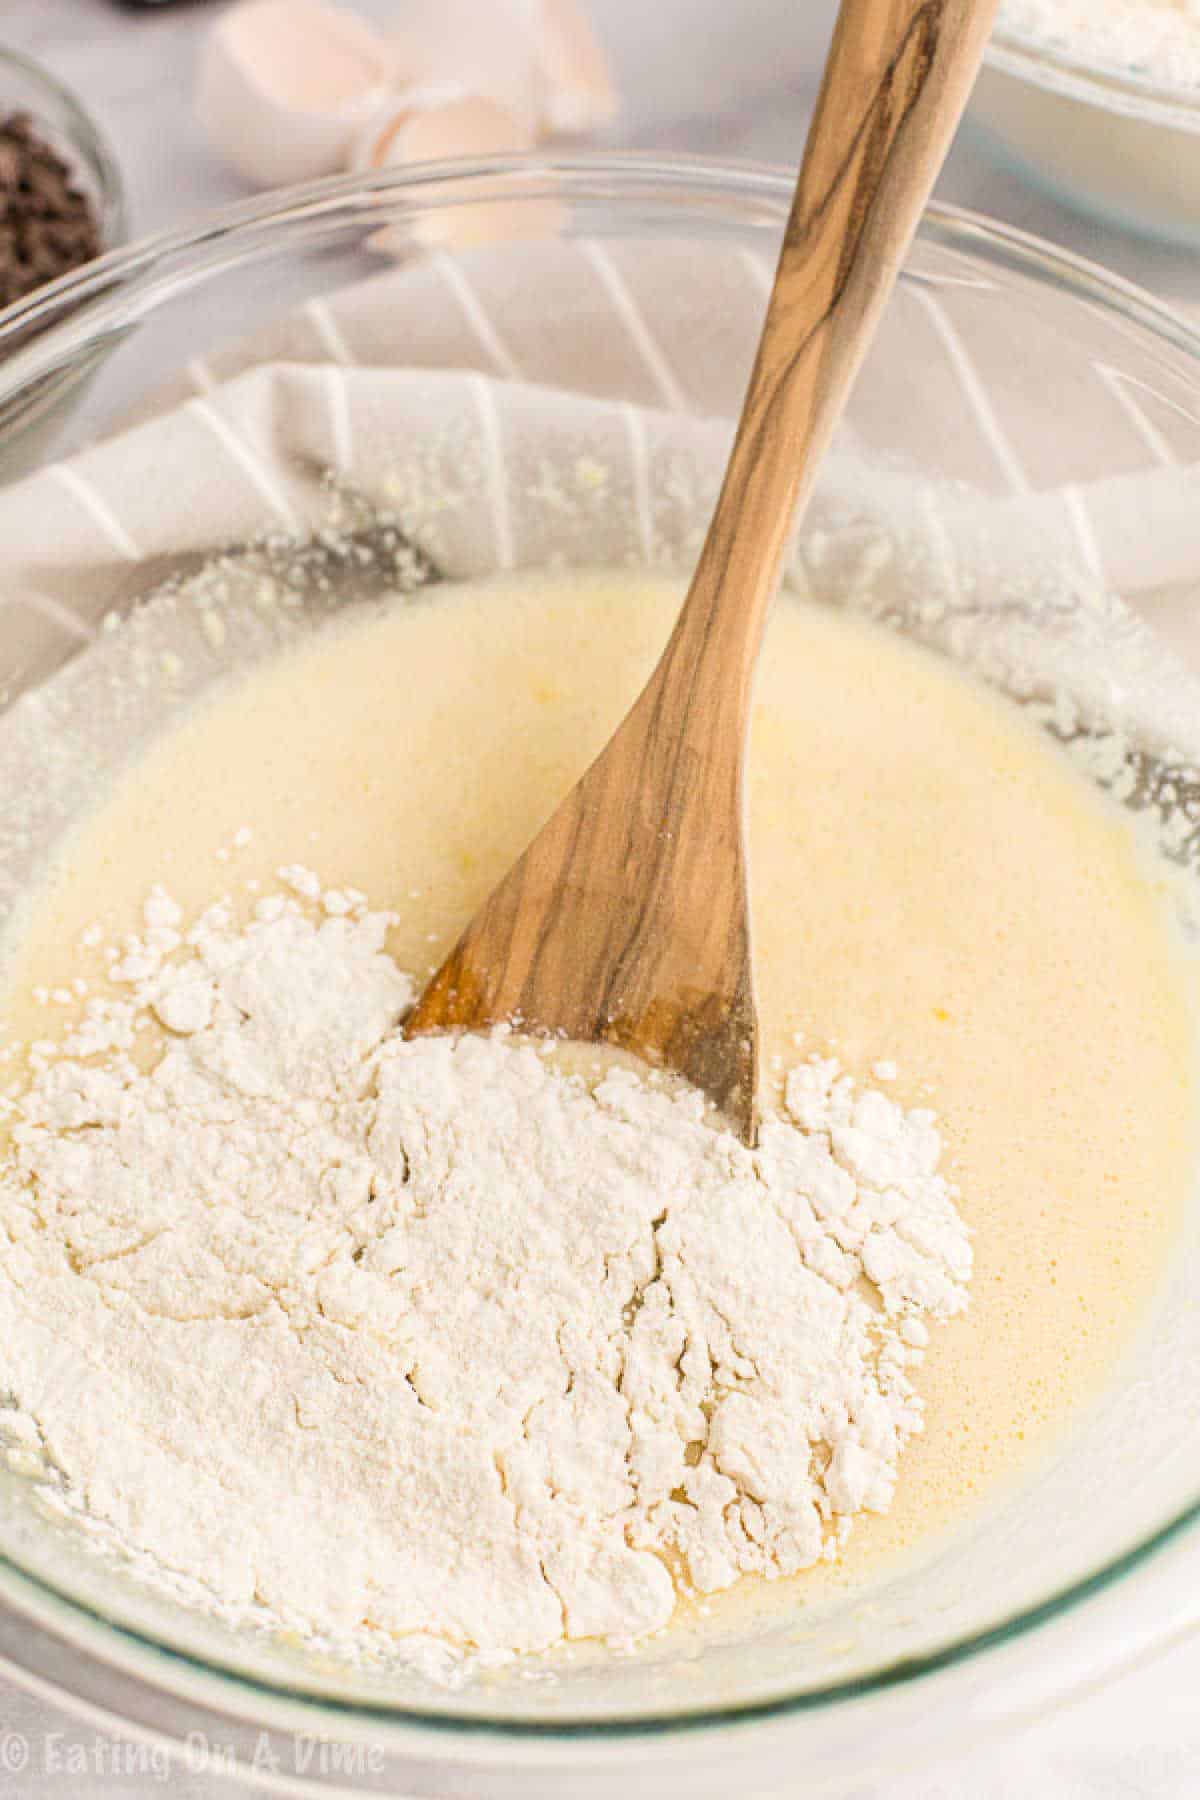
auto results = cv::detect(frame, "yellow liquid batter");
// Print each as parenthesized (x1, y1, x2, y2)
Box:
(1, 569, 1194, 1602)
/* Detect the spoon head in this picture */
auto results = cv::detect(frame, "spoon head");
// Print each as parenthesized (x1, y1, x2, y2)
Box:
(402, 711, 761, 1143)
(406, 931, 760, 1142)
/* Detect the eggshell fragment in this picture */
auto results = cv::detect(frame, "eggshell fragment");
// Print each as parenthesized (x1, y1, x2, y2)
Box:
(352, 87, 560, 252)
(197, 0, 396, 189)
(352, 87, 535, 175)
(386, 0, 616, 138)
(536, 0, 618, 133)
(387, 1, 539, 132)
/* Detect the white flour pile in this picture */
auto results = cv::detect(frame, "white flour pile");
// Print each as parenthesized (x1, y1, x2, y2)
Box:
(1001, 0, 1200, 89)
(0, 879, 971, 1669)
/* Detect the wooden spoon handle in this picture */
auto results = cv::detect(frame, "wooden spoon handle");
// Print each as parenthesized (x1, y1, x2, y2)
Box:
(659, 0, 998, 740)
(404, 1, 996, 1142)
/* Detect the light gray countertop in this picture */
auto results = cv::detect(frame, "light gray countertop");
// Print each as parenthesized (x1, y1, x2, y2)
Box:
(0, 2, 1199, 1795)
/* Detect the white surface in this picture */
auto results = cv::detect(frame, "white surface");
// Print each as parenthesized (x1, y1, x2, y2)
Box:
(0, 0, 1199, 1794)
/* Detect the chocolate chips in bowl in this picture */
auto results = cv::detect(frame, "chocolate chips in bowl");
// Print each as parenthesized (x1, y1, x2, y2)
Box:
(0, 112, 103, 307)
(0, 49, 125, 479)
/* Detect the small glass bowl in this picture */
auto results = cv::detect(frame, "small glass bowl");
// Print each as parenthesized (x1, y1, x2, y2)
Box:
(0, 46, 126, 257)
(974, 19, 1200, 248)
(0, 46, 126, 467)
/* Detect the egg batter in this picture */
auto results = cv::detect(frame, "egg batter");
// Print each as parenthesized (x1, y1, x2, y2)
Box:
(0, 568, 1193, 1644)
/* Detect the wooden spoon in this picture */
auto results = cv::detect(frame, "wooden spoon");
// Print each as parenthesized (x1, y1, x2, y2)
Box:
(405, 0, 997, 1140)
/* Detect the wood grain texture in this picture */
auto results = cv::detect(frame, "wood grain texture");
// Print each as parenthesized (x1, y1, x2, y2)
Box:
(405, 0, 997, 1140)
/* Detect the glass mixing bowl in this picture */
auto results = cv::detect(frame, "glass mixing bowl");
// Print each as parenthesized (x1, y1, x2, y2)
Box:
(0, 155, 1199, 1796)
(974, 19, 1200, 247)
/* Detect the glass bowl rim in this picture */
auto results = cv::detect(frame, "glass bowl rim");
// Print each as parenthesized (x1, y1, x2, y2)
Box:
(0, 44, 127, 248)
(986, 17, 1200, 129)
(0, 149, 1198, 1745)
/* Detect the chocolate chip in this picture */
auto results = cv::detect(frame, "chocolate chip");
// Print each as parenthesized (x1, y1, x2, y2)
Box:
(0, 111, 103, 309)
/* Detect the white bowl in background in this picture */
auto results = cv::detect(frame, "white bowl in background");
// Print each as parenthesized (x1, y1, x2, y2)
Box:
(973, 19, 1200, 248)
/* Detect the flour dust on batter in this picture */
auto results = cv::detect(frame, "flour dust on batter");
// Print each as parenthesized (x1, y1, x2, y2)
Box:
(0, 569, 1193, 1673)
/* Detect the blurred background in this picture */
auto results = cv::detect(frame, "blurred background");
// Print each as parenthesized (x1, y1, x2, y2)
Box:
(11, 0, 1200, 318)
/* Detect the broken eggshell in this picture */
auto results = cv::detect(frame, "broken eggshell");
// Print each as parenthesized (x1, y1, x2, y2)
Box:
(538, 0, 618, 132)
(351, 86, 560, 252)
(351, 85, 535, 175)
(196, 0, 397, 188)
(386, 0, 616, 138)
